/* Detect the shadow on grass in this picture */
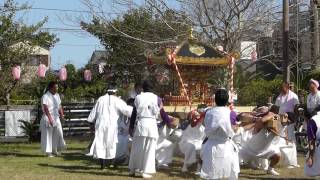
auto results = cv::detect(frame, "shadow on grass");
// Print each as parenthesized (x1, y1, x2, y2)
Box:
(61, 152, 92, 161)
(0, 152, 44, 158)
(239, 176, 311, 180)
(38, 163, 132, 178)
(157, 160, 199, 179)
(65, 147, 86, 151)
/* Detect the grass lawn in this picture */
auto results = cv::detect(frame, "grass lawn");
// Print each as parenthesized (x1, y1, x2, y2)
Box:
(0, 140, 313, 180)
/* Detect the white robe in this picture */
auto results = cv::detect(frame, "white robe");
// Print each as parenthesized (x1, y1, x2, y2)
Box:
(275, 90, 299, 142)
(200, 107, 239, 180)
(87, 94, 132, 159)
(156, 125, 174, 166)
(234, 127, 269, 169)
(40, 92, 65, 153)
(129, 92, 160, 174)
(179, 123, 205, 165)
(307, 91, 320, 114)
(115, 115, 130, 159)
(305, 114, 320, 176)
(240, 128, 279, 162)
(233, 127, 251, 164)
(277, 125, 299, 167)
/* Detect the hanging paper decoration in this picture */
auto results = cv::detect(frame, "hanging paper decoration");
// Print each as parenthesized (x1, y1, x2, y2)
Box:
(251, 50, 257, 61)
(12, 65, 21, 80)
(38, 64, 47, 78)
(59, 66, 67, 81)
(84, 69, 92, 82)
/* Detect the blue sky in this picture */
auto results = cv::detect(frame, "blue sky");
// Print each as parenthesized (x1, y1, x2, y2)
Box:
(3, 0, 286, 70)
(12, 0, 104, 70)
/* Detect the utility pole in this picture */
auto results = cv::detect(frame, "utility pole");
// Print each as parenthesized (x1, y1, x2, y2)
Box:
(311, 0, 320, 67)
(283, 0, 290, 82)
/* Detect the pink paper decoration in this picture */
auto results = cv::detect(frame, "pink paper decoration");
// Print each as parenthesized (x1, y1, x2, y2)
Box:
(59, 67, 67, 81)
(38, 64, 47, 78)
(12, 65, 21, 80)
(84, 69, 92, 82)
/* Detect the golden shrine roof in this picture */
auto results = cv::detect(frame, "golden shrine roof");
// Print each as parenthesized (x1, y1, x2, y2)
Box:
(145, 39, 233, 66)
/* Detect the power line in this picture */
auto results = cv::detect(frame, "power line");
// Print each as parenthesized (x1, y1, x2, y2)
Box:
(40, 27, 85, 32)
(55, 43, 101, 47)
(0, 6, 122, 15)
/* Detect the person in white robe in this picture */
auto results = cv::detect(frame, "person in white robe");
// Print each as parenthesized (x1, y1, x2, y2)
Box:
(113, 98, 135, 166)
(113, 114, 130, 165)
(128, 80, 162, 179)
(40, 81, 66, 157)
(278, 122, 299, 167)
(156, 122, 175, 169)
(200, 89, 239, 179)
(87, 84, 133, 169)
(238, 110, 282, 175)
(275, 82, 300, 168)
(179, 118, 205, 173)
(233, 122, 254, 164)
(307, 79, 320, 116)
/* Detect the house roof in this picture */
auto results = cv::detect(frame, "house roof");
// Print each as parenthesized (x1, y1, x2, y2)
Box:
(10, 42, 50, 56)
(89, 50, 109, 64)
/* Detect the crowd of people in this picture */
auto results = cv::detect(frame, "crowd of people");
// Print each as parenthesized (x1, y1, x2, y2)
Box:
(38, 79, 320, 179)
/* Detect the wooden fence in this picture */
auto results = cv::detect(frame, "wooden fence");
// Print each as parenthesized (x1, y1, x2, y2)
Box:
(0, 103, 95, 141)
(0, 104, 262, 142)
(63, 103, 94, 138)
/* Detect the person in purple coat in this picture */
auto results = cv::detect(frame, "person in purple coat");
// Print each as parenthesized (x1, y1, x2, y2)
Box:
(305, 106, 320, 176)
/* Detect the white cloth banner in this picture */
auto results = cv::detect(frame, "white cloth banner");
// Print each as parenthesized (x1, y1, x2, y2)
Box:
(5, 110, 31, 136)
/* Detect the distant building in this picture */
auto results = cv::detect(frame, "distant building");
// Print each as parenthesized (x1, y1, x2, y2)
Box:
(89, 50, 109, 74)
(11, 42, 50, 83)
(256, 9, 312, 79)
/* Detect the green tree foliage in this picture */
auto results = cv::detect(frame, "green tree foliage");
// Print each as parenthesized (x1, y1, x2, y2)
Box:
(81, 8, 189, 82)
(238, 76, 282, 106)
(0, 0, 58, 104)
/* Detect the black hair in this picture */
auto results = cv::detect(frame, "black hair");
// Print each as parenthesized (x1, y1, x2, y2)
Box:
(286, 112, 296, 123)
(126, 98, 135, 106)
(282, 81, 290, 87)
(304, 105, 320, 119)
(46, 81, 57, 92)
(215, 89, 229, 106)
(142, 80, 154, 92)
(107, 82, 117, 95)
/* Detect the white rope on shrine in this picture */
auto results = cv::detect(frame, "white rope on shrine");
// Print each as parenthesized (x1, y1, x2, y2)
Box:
(168, 51, 192, 110)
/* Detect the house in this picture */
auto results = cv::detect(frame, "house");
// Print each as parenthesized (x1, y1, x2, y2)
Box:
(89, 50, 109, 74)
(256, 8, 312, 79)
(11, 42, 51, 83)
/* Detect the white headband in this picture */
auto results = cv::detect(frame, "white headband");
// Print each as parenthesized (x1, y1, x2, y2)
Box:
(310, 79, 319, 88)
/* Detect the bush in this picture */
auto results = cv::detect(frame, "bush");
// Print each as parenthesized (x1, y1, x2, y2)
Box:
(18, 119, 40, 142)
(238, 76, 282, 106)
